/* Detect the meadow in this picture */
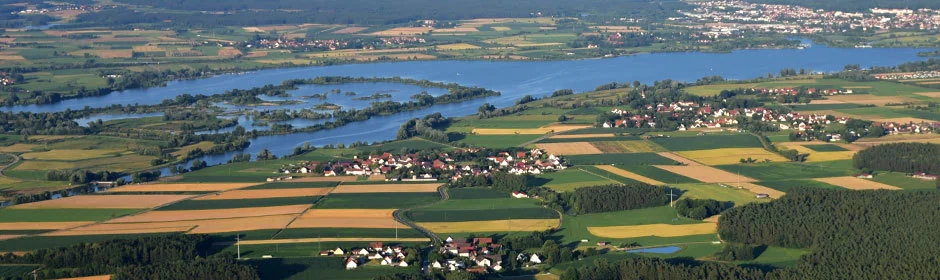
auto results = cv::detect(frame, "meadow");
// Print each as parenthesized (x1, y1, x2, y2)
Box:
(0, 208, 140, 222)
(313, 192, 441, 209)
(715, 161, 856, 182)
(650, 134, 764, 151)
(554, 206, 717, 246)
(157, 196, 323, 210)
(534, 168, 616, 191)
(244, 182, 340, 189)
(274, 228, 424, 239)
(870, 172, 937, 190)
(617, 165, 700, 184)
(673, 183, 764, 206)
(456, 134, 541, 148)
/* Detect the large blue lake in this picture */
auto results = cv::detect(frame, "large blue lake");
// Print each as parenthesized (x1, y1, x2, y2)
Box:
(7, 42, 933, 169)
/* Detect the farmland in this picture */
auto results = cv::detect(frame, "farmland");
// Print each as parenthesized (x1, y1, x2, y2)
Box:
(314, 192, 441, 209)
(650, 134, 764, 151)
(715, 161, 856, 182)
(676, 148, 789, 165)
(565, 153, 678, 165)
(673, 183, 764, 205)
(616, 165, 700, 184)
(157, 196, 323, 210)
(9, 194, 194, 209)
(417, 219, 559, 233)
(587, 223, 717, 238)
(534, 168, 616, 191)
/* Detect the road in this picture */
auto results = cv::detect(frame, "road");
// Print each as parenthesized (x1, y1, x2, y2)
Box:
(392, 185, 448, 245)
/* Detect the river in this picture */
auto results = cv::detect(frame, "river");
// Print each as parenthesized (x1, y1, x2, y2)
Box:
(5, 42, 932, 171)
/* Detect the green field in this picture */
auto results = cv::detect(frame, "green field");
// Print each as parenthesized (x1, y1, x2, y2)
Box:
(314, 193, 440, 209)
(788, 103, 867, 111)
(157, 196, 322, 211)
(534, 168, 615, 191)
(618, 165, 700, 184)
(555, 206, 716, 246)
(359, 138, 452, 152)
(758, 180, 844, 192)
(274, 228, 424, 239)
(673, 183, 764, 206)
(716, 161, 855, 182)
(537, 136, 639, 143)
(650, 134, 764, 151)
(0, 208, 141, 222)
(564, 153, 678, 165)
(579, 166, 642, 185)
(802, 144, 850, 152)
(244, 182, 340, 189)
(249, 256, 419, 280)
(406, 208, 558, 222)
(871, 172, 938, 190)
(208, 229, 283, 241)
(738, 246, 810, 268)
(456, 134, 542, 148)
(447, 188, 508, 199)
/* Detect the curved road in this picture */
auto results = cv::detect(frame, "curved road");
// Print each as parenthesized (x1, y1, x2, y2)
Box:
(0, 153, 20, 178)
(392, 185, 448, 245)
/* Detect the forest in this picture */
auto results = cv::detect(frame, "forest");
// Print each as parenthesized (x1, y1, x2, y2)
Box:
(565, 184, 670, 214)
(853, 143, 939, 174)
(0, 234, 257, 279)
(565, 188, 940, 280)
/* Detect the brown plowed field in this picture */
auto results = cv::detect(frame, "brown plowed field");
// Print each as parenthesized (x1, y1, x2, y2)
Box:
(654, 165, 756, 183)
(535, 142, 602, 155)
(815, 177, 901, 190)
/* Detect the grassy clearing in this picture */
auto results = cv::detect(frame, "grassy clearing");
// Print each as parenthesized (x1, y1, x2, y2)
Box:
(715, 161, 855, 182)
(757, 180, 844, 192)
(618, 165, 699, 184)
(0, 209, 140, 222)
(157, 196, 322, 210)
(651, 134, 764, 151)
(534, 169, 614, 191)
(359, 138, 452, 153)
(446, 188, 508, 199)
(673, 183, 764, 206)
(555, 206, 713, 246)
(314, 192, 440, 209)
(871, 172, 937, 190)
(564, 153, 677, 165)
(738, 246, 810, 268)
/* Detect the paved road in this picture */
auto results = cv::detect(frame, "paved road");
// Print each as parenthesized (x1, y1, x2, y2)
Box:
(392, 185, 448, 245)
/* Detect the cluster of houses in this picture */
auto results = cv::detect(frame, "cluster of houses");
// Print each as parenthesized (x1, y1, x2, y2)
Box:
(431, 236, 542, 273)
(604, 102, 937, 138)
(278, 149, 567, 181)
(749, 87, 853, 96)
(872, 71, 940, 80)
(253, 38, 354, 51)
(321, 243, 411, 270)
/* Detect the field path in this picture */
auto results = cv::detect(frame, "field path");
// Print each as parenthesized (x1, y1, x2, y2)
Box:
(576, 167, 623, 185)
(392, 185, 447, 245)
(594, 165, 664, 185)
(0, 152, 20, 178)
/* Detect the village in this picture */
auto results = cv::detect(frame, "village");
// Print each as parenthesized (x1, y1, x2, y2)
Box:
(278, 148, 568, 182)
(679, 0, 940, 38)
(313, 242, 415, 270)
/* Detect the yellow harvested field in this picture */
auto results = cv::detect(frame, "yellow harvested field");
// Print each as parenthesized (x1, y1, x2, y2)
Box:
(171, 141, 216, 157)
(654, 165, 756, 183)
(913, 92, 940, 98)
(47, 215, 299, 236)
(195, 188, 332, 200)
(594, 165, 664, 185)
(0, 222, 93, 230)
(592, 140, 664, 153)
(418, 219, 559, 233)
(776, 143, 857, 162)
(107, 204, 311, 223)
(815, 177, 901, 190)
(11, 195, 193, 209)
(492, 26, 511, 31)
(218, 47, 243, 57)
(587, 223, 716, 238)
(107, 183, 259, 193)
(0, 143, 38, 152)
(437, 43, 480, 50)
(656, 152, 701, 166)
(288, 209, 404, 228)
(21, 149, 121, 161)
(853, 134, 940, 146)
(549, 133, 615, 139)
(825, 94, 917, 106)
(703, 215, 721, 223)
(677, 148, 789, 165)
(332, 27, 368, 34)
(237, 237, 430, 245)
(0, 55, 25, 60)
(723, 182, 786, 198)
(56, 275, 112, 280)
(292, 176, 357, 182)
(808, 99, 847, 104)
(331, 183, 440, 193)
(536, 142, 602, 155)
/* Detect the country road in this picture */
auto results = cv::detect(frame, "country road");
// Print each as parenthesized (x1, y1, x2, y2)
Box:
(0, 153, 20, 178)
(392, 185, 448, 245)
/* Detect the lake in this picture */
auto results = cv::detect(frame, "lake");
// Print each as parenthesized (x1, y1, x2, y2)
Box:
(626, 246, 682, 254)
(9, 42, 933, 170)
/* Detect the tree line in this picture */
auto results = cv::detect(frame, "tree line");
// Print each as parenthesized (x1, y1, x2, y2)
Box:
(853, 143, 939, 175)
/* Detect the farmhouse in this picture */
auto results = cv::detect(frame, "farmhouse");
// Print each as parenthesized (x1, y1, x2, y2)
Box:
(345, 258, 358, 270)
(912, 172, 938, 180)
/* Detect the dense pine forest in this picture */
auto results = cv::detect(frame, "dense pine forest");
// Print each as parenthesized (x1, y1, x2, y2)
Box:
(853, 143, 939, 174)
(565, 188, 940, 280)
(565, 184, 670, 214)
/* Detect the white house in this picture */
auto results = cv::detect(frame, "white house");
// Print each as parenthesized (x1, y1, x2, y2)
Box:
(345, 259, 358, 270)
(333, 248, 345, 255)
(511, 191, 529, 199)
(356, 248, 370, 255)
(431, 261, 443, 269)
(397, 261, 409, 267)
(529, 254, 542, 264)
(381, 256, 394, 265)
(369, 253, 383, 260)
